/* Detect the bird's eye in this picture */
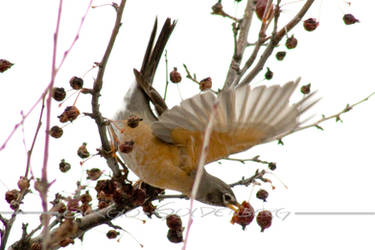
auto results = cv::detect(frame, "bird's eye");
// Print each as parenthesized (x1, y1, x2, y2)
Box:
(222, 193, 234, 203)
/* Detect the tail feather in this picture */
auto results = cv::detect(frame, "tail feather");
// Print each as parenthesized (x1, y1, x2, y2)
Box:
(115, 18, 176, 122)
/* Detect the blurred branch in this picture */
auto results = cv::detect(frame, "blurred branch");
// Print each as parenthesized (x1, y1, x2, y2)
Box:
(163, 50, 169, 100)
(236, 0, 279, 86)
(211, 2, 240, 22)
(225, 155, 274, 166)
(25, 96, 46, 178)
(90, 1, 127, 178)
(9, 204, 137, 250)
(224, 0, 255, 88)
(230, 169, 267, 187)
(183, 63, 200, 85)
(239, 0, 315, 86)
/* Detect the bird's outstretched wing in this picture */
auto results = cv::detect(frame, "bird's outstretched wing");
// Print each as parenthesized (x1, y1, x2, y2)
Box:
(152, 78, 318, 166)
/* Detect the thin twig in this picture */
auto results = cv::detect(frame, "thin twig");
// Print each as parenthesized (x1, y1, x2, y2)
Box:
(163, 50, 169, 100)
(235, 0, 279, 86)
(230, 169, 267, 187)
(223, 0, 255, 88)
(280, 90, 375, 139)
(0, 0, 93, 153)
(25, 96, 46, 178)
(239, 0, 315, 86)
(183, 64, 200, 85)
(91, 1, 127, 178)
(183, 101, 219, 250)
(225, 155, 274, 166)
(9, 204, 136, 250)
(39, 2, 64, 249)
(155, 194, 188, 200)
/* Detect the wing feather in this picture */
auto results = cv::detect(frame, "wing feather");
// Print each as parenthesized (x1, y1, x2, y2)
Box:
(152, 79, 318, 168)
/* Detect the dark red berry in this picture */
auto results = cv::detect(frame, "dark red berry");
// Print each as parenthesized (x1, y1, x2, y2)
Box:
(256, 189, 269, 202)
(231, 201, 255, 230)
(17, 176, 30, 191)
(95, 179, 115, 195)
(86, 168, 102, 180)
(119, 140, 134, 154)
(286, 35, 298, 49)
(77, 143, 90, 159)
(142, 201, 156, 217)
(0, 59, 14, 73)
(58, 106, 80, 123)
(199, 77, 212, 91)
(49, 126, 63, 138)
(67, 197, 80, 212)
(268, 162, 277, 171)
(166, 214, 182, 230)
(170, 67, 182, 83)
(303, 18, 319, 31)
(255, 0, 274, 21)
(106, 230, 119, 239)
(300, 83, 311, 94)
(69, 76, 84, 90)
(132, 188, 146, 206)
(211, 2, 224, 15)
(256, 210, 273, 232)
(5, 189, 19, 204)
(275, 51, 286, 61)
(167, 229, 183, 243)
(59, 238, 74, 247)
(59, 159, 71, 173)
(343, 14, 359, 25)
(265, 67, 273, 80)
(80, 191, 92, 204)
(52, 87, 66, 101)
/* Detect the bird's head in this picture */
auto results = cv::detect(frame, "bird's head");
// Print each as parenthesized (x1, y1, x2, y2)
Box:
(195, 171, 239, 210)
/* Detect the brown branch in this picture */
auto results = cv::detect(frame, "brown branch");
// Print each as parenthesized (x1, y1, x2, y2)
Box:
(1, 188, 32, 250)
(211, 2, 240, 22)
(183, 63, 200, 85)
(9, 204, 137, 250)
(91, 1, 127, 178)
(223, 0, 256, 88)
(230, 169, 267, 187)
(236, 0, 279, 86)
(225, 155, 275, 166)
(25, 96, 46, 178)
(0, 99, 44, 249)
(239, 0, 315, 86)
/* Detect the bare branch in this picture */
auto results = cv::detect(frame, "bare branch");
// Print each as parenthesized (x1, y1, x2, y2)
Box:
(223, 0, 256, 88)
(91, 1, 127, 178)
(239, 0, 315, 86)
(280, 90, 375, 139)
(230, 169, 267, 187)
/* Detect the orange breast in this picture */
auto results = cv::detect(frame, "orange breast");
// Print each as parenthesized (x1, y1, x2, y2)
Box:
(117, 121, 194, 194)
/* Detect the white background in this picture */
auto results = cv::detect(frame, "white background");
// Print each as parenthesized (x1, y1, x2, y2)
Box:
(1, 0, 375, 249)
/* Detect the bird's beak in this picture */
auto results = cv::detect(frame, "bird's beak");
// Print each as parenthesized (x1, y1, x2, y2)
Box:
(226, 202, 240, 211)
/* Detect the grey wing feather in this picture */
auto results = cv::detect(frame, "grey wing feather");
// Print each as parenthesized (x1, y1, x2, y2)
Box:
(152, 78, 318, 145)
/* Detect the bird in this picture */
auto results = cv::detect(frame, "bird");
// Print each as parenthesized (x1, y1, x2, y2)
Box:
(113, 18, 318, 210)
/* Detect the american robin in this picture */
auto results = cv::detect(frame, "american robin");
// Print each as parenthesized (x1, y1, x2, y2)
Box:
(113, 18, 317, 209)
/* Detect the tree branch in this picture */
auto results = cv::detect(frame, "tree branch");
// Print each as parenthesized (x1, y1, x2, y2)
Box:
(223, 0, 255, 88)
(91, 1, 127, 178)
(239, 0, 315, 86)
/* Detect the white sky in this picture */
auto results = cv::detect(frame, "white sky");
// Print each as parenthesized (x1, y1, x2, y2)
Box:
(1, 0, 375, 249)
